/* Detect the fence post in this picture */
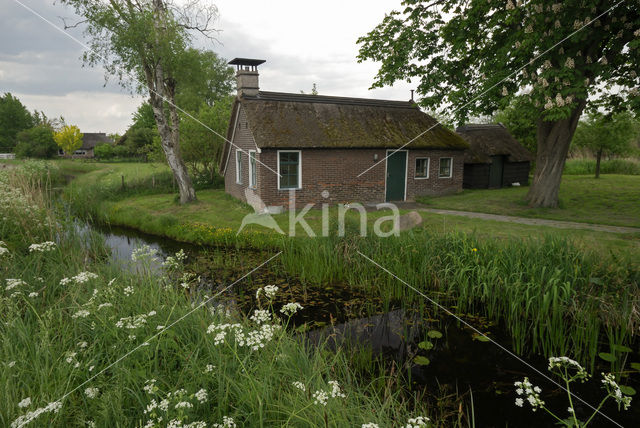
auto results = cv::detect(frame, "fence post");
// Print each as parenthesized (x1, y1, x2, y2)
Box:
(152, 175, 155, 188)
(121, 175, 125, 190)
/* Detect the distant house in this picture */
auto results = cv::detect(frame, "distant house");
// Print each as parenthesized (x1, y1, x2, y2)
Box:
(456, 124, 533, 189)
(58, 132, 113, 158)
(220, 58, 469, 211)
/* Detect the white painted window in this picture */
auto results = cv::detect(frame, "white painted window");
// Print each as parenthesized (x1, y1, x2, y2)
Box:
(249, 150, 257, 188)
(277, 150, 301, 190)
(415, 157, 430, 178)
(439, 157, 453, 178)
(236, 150, 243, 184)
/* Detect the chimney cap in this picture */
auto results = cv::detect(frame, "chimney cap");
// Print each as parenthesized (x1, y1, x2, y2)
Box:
(229, 58, 266, 67)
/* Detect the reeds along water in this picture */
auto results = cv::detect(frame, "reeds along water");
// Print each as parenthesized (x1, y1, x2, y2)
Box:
(280, 231, 639, 369)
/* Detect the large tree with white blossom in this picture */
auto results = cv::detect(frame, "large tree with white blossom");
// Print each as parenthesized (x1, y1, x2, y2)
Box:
(358, 0, 639, 207)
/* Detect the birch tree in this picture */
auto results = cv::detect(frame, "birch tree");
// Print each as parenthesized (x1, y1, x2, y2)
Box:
(61, 0, 220, 203)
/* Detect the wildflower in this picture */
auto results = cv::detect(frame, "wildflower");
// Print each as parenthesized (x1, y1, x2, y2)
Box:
(515, 397, 524, 407)
(10, 401, 62, 428)
(313, 390, 329, 406)
(293, 381, 306, 391)
(195, 388, 208, 403)
(28, 241, 56, 252)
(98, 303, 113, 310)
(77, 341, 88, 349)
(256, 284, 278, 300)
(362, 424, 380, 428)
(280, 302, 303, 316)
(28, 292, 38, 298)
(175, 401, 193, 409)
(506, 0, 514, 10)
(212, 416, 236, 428)
(548, 356, 588, 379)
(89, 365, 95, 372)
(472, 248, 477, 252)
(143, 379, 157, 394)
(205, 364, 215, 373)
(635, 29, 640, 37)
(84, 387, 99, 399)
(0, 241, 9, 256)
(72, 310, 91, 319)
(123, 286, 134, 296)
(131, 245, 158, 262)
(250, 309, 271, 325)
(329, 380, 346, 398)
(18, 397, 31, 408)
(601, 373, 632, 410)
(8, 361, 16, 367)
(61, 272, 98, 286)
(6, 279, 26, 291)
(405, 416, 429, 427)
(514, 377, 544, 411)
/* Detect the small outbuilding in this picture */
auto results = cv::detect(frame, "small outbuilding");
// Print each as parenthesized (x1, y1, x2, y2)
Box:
(456, 124, 533, 189)
(220, 58, 470, 211)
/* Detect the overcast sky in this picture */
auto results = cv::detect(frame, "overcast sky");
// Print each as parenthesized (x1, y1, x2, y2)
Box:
(0, 0, 414, 134)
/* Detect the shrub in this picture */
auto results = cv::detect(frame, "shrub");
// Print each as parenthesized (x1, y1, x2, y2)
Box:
(14, 126, 58, 159)
(564, 158, 640, 175)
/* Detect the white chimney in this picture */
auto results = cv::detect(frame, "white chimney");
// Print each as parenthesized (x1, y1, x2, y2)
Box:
(228, 58, 265, 98)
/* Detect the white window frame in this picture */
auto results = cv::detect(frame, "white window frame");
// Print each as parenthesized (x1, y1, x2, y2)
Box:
(414, 157, 430, 179)
(235, 149, 243, 184)
(248, 150, 257, 188)
(438, 157, 453, 179)
(277, 150, 302, 190)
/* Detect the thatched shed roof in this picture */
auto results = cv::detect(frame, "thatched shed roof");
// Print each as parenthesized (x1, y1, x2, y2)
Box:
(456, 124, 533, 164)
(81, 133, 113, 150)
(237, 91, 469, 150)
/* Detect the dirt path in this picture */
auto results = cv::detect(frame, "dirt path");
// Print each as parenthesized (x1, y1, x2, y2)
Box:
(400, 204, 640, 235)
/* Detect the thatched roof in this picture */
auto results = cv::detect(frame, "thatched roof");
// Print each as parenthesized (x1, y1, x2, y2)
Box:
(81, 133, 113, 150)
(236, 92, 469, 150)
(456, 124, 533, 164)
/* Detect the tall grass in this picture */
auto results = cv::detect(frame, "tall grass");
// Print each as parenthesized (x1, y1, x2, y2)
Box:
(1, 164, 452, 427)
(280, 232, 639, 369)
(564, 158, 640, 175)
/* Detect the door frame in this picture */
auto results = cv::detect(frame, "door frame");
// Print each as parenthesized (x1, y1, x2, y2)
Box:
(384, 149, 408, 202)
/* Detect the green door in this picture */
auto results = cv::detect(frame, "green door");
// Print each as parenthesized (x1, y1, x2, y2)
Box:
(489, 155, 504, 188)
(385, 151, 407, 201)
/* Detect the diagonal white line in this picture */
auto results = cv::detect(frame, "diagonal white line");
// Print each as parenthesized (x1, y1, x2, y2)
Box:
(11, 0, 281, 178)
(357, 250, 624, 428)
(357, 0, 625, 177)
(48, 251, 281, 408)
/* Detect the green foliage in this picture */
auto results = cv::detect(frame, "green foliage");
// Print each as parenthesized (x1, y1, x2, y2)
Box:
(175, 49, 235, 111)
(180, 96, 234, 183)
(93, 143, 115, 160)
(572, 111, 639, 158)
(54, 125, 84, 155)
(357, 1, 639, 123)
(0, 93, 33, 152)
(14, 126, 58, 159)
(494, 96, 538, 155)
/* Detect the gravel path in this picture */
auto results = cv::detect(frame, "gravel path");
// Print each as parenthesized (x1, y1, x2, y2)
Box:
(406, 205, 640, 235)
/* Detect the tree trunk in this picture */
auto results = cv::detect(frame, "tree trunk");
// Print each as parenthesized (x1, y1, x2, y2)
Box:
(526, 100, 586, 208)
(595, 148, 602, 179)
(149, 90, 197, 204)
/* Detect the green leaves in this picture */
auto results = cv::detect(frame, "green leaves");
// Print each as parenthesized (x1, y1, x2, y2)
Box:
(598, 352, 616, 363)
(414, 355, 431, 366)
(426, 330, 442, 339)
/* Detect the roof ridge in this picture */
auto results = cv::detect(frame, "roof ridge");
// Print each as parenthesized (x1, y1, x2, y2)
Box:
(242, 91, 417, 108)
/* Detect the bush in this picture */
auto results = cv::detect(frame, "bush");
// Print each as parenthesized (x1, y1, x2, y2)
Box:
(93, 143, 115, 160)
(564, 158, 640, 175)
(13, 126, 58, 159)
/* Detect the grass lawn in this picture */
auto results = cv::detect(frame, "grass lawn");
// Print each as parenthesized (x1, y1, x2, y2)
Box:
(418, 175, 640, 228)
(53, 160, 640, 256)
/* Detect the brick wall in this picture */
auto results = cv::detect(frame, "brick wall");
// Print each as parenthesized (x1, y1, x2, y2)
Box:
(223, 106, 465, 209)
(223, 107, 258, 203)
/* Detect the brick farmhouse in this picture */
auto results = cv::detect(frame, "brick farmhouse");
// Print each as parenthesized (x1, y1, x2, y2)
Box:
(220, 59, 470, 211)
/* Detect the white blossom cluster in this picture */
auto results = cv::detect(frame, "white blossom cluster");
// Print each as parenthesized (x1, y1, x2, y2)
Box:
(60, 271, 99, 286)
(250, 309, 271, 325)
(6, 278, 27, 291)
(28, 241, 56, 253)
(601, 373, 632, 410)
(404, 416, 430, 427)
(131, 245, 159, 262)
(10, 400, 62, 428)
(212, 416, 236, 428)
(292, 381, 306, 391)
(514, 377, 544, 410)
(255, 284, 278, 300)
(548, 356, 588, 379)
(280, 302, 303, 316)
(115, 311, 156, 329)
(0, 241, 9, 257)
(84, 387, 100, 399)
(162, 249, 187, 270)
(143, 385, 210, 428)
